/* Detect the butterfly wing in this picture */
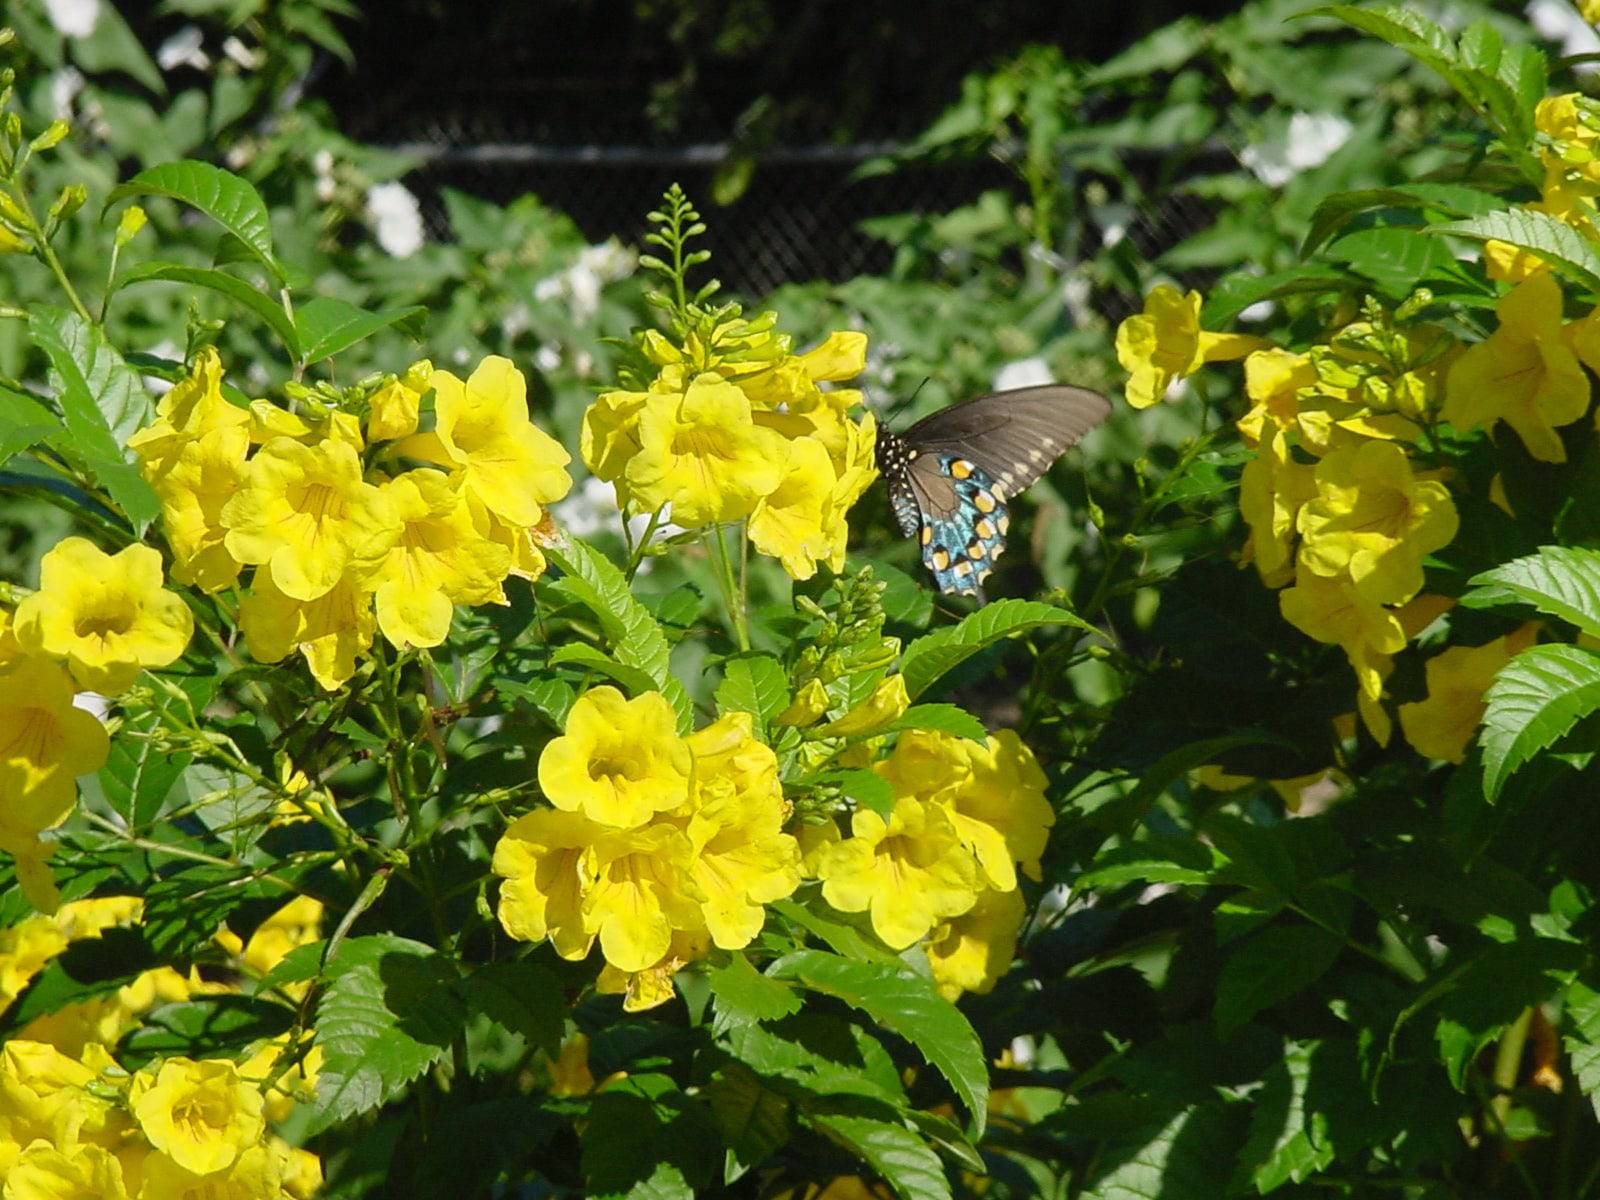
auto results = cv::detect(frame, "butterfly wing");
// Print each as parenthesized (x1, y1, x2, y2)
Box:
(905, 452, 1010, 598)
(903, 384, 1110, 500)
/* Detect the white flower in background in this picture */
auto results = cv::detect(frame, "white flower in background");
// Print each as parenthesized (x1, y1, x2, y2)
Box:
(366, 182, 425, 258)
(313, 149, 336, 202)
(43, 0, 99, 38)
(157, 25, 209, 72)
(992, 356, 1053, 392)
(71, 692, 109, 721)
(532, 240, 634, 323)
(1527, 0, 1600, 60)
(1239, 299, 1277, 323)
(222, 35, 264, 70)
(141, 341, 179, 396)
(1061, 276, 1095, 328)
(501, 304, 534, 342)
(572, 349, 594, 378)
(49, 68, 84, 120)
(533, 343, 561, 372)
(1097, 202, 1135, 249)
(1240, 112, 1354, 187)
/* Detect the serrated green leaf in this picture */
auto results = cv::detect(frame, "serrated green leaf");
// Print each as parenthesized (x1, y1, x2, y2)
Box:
(1079, 1104, 1239, 1200)
(1434, 939, 1583, 1089)
(1301, 183, 1504, 256)
(27, 305, 158, 530)
(105, 161, 283, 281)
(546, 540, 690, 731)
(1215, 923, 1343, 1038)
(116, 262, 301, 357)
(768, 897, 899, 964)
(453, 960, 563, 1054)
(1429, 209, 1600, 292)
(0, 385, 60, 468)
(704, 1063, 792, 1183)
(901, 598, 1094, 700)
(715, 654, 790, 736)
(496, 676, 576, 728)
(708, 953, 802, 1033)
(1480, 644, 1600, 801)
(817, 769, 895, 819)
(1468, 547, 1600, 639)
(550, 643, 664, 699)
(119, 996, 294, 1068)
(809, 1108, 951, 1200)
(582, 1074, 717, 1199)
(140, 864, 274, 961)
(1325, 225, 1457, 295)
(1238, 1041, 1335, 1192)
(1077, 837, 1224, 890)
(892, 704, 986, 741)
(1199, 265, 1351, 326)
(769, 950, 988, 1137)
(308, 939, 466, 1133)
(1563, 978, 1600, 1120)
(293, 296, 427, 367)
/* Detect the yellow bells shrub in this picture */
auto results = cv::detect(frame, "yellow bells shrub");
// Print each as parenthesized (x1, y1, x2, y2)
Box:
(397, 356, 571, 529)
(1399, 625, 1540, 763)
(581, 821, 703, 972)
(1114, 285, 1268, 409)
(1238, 349, 1318, 447)
(371, 471, 512, 650)
(0, 656, 110, 855)
(595, 929, 712, 1013)
(822, 675, 910, 738)
(237, 572, 376, 693)
(129, 1057, 265, 1176)
(246, 401, 364, 451)
(747, 436, 839, 580)
(1295, 441, 1458, 606)
(14, 540, 193, 695)
(681, 713, 802, 948)
(150, 423, 250, 594)
(138, 1143, 283, 1200)
(365, 360, 433, 442)
(580, 387, 651, 509)
(6, 1140, 130, 1200)
(1239, 427, 1317, 585)
(624, 375, 788, 526)
(492, 807, 605, 961)
(812, 796, 979, 950)
(222, 436, 399, 602)
(537, 687, 691, 827)
(927, 886, 1028, 1001)
(775, 678, 830, 728)
(125, 348, 246, 480)
(1445, 273, 1591, 463)
(0, 1041, 117, 1177)
(1279, 563, 1407, 709)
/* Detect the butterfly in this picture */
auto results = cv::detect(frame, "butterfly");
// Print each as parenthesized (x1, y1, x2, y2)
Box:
(875, 384, 1111, 598)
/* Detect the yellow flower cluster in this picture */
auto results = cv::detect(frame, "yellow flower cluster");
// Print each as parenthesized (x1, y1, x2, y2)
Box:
(0, 896, 324, 1199)
(129, 350, 572, 690)
(0, 536, 192, 906)
(1485, 95, 1600, 283)
(809, 727, 1054, 1001)
(493, 686, 803, 1010)
(581, 320, 878, 580)
(1114, 285, 1268, 409)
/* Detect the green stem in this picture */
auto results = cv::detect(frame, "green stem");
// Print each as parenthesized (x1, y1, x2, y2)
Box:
(705, 524, 749, 651)
(624, 506, 666, 582)
(6, 180, 93, 323)
(1490, 1007, 1534, 1130)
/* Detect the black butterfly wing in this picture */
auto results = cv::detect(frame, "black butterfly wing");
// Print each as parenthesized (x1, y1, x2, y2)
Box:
(903, 384, 1110, 501)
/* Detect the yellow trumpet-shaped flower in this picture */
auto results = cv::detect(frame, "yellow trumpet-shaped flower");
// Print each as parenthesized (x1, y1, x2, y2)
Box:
(398, 356, 572, 528)
(129, 1057, 266, 1176)
(138, 1143, 283, 1200)
(580, 388, 651, 509)
(127, 347, 247, 481)
(747, 436, 839, 580)
(537, 687, 691, 828)
(927, 886, 1027, 1001)
(822, 675, 910, 738)
(371, 470, 512, 650)
(1445, 273, 1591, 463)
(492, 807, 605, 962)
(1398, 625, 1539, 763)
(595, 929, 712, 1013)
(152, 423, 250, 594)
(237, 571, 376, 692)
(1295, 440, 1458, 606)
(1115, 285, 1267, 409)
(223, 436, 400, 601)
(366, 360, 433, 442)
(5, 1140, 130, 1200)
(625, 375, 789, 526)
(1279, 562, 1406, 703)
(1237, 349, 1317, 447)
(14, 539, 193, 695)
(1239, 427, 1317, 585)
(682, 713, 801, 948)
(582, 822, 703, 973)
(812, 795, 979, 949)
(0, 657, 109, 857)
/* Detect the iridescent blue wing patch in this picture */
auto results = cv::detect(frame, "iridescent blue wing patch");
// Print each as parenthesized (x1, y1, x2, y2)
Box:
(910, 454, 1009, 599)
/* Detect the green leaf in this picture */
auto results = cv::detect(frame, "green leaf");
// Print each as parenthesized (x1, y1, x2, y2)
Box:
(1079, 1104, 1239, 1200)
(769, 950, 988, 1137)
(1563, 978, 1600, 1120)
(1077, 837, 1224, 891)
(27, 305, 159, 530)
(1467, 547, 1600, 639)
(308, 938, 466, 1134)
(809, 1108, 951, 1200)
(72, 3, 165, 94)
(1302, 184, 1505, 256)
(116, 262, 301, 357)
(105, 161, 284, 282)
(1325, 225, 1457, 296)
(140, 864, 274, 961)
(707, 953, 803, 1032)
(453, 960, 563, 1055)
(546, 539, 690, 730)
(550, 643, 665, 699)
(1200, 265, 1351, 327)
(705, 1063, 792, 1183)
(582, 1074, 717, 1199)
(0, 385, 61, 467)
(768, 897, 899, 964)
(892, 704, 986, 741)
(119, 996, 294, 1068)
(1429, 209, 1600, 293)
(293, 296, 427, 367)
(497, 676, 576, 728)
(900, 598, 1094, 700)
(0, 928, 158, 1033)
(1215, 923, 1344, 1038)
(1434, 939, 1583, 1088)
(714, 654, 790, 737)
(1480, 644, 1600, 801)
(1237, 1041, 1334, 1191)
(817, 769, 895, 819)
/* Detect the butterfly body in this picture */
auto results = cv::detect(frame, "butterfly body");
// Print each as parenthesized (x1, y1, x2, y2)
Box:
(875, 384, 1110, 598)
